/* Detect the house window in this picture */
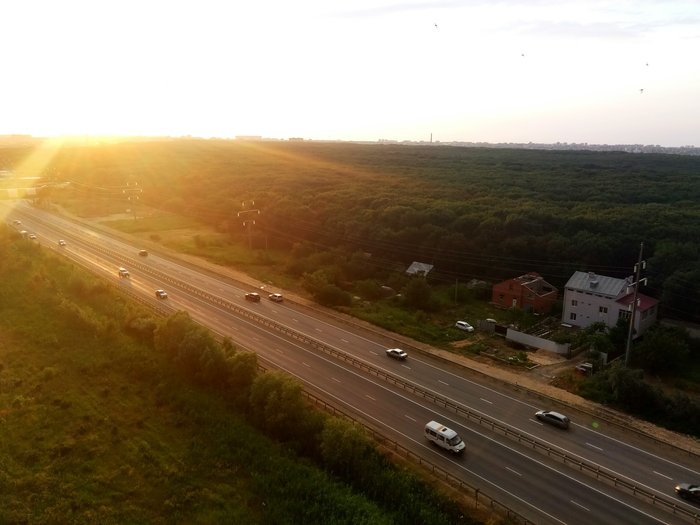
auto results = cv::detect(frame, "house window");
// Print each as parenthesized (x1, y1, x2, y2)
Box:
(619, 309, 631, 320)
(599, 306, 608, 314)
(526, 293, 534, 299)
(571, 300, 578, 307)
(499, 294, 504, 301)
(508, 284, 513, 290)
(570, 313, 577, 321)
(641, 310, 649, 320)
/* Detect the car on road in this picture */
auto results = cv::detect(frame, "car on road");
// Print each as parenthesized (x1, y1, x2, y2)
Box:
(12, 220, 21, 225)
(28, 233, 36, 239)
(245, 292, 261, 302)
(386, 348, 408, 360)
(425, 421, 466, 454)
(535, 410, 570, 429)
(269, 293, 283, 303)
(118, 267, 130, 278)
(58, 240, 67, 246)
(676, 483, 700, 502)
(455, 321, 474, 332)
(139, 250, 148, 256)
(155, 290, 168, 299)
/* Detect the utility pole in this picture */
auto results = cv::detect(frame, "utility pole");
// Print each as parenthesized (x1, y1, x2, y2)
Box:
(624, 242, 647, 367)
(238, 200, 260, 252)
(122, 181, 142, 220)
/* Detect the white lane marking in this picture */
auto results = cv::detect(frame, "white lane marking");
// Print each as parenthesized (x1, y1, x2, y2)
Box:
(570, 501, 589, 512)
(586, 443, 603, 451)
(231, 326, 239, 331)
(276, 349, 283, 354)
(303, 362, 310, 368)
(292, 319, 299, 322)
(401, 364, 411, 369)
(653, 471, 673, 480)
(332, 377, 341, 383)
(438, 380, 449, 386)
(370, 351, 378, 356)
(506, 467, 522, 476)
(316, 328, 322, 332)
(253, 337, 259, 342)
(530, 419, 544, 425)
(480, 398, 493, 404)
(271, 310, 278, 313)
(366, 395, 375, 401)
(341, 339, 349, 343)
(405, 415, 417, 422)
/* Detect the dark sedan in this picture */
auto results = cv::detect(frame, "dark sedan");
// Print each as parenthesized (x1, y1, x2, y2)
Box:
(676, 484, 700, 502)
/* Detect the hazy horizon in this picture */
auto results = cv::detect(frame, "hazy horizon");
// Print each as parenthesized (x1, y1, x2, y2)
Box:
(2, 0, 699, 147)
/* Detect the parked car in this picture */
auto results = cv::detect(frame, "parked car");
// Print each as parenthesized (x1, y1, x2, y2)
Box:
(386, 348, 408, 360)
(455, 321, 474, 332)
(28, 233, 36, 239)
(269, 293, 283, 302)
(486, 318, 498, 324)
(58, 240, 67, 246)
(155, 290, 168, 299)
(138, 250, 148, 256)
(535, 410, 570, 429)
(676, 483, 700, 502)
(574, 362, 594, 374)
(245, 292, 261, 302)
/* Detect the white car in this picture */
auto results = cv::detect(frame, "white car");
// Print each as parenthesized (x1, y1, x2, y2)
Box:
(58, 240, 67, 246)
(386, 348, 408, 360)
(485, 318, 498, 324)
(155, 290, 168, 299)
(28, 233, 36, 239)
(455, 321, 474, 332)
(269, 293, 283, 303)
(12, 220, 21, 225)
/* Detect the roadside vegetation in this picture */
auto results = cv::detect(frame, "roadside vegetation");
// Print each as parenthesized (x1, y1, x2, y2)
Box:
(0, 225, 498, 525)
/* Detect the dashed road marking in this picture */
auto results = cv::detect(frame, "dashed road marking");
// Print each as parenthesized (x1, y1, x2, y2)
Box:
(401, 364, 411, 369)
(405, 415, 417, 422)
(303, 363, 310, 368)
(480, 398, 493, 404)
(341, 339, 349, 343)
(570, 501, 589, 512)
(439, 380, 449, 386)
(332, 377, 340, 383)
(586, 443, 603, 451)
(366, 395, 375, 401)
(506, 467, 522, 476)
(370, 351, 378, 355)
(653, 471, 673, 480)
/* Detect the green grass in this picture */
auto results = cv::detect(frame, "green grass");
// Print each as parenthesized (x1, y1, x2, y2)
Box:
(0, 227, 492, 525)
(103, 214, 203, 233)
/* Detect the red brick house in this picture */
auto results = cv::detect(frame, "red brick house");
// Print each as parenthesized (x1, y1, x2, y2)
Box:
(491, 272, 558, 313)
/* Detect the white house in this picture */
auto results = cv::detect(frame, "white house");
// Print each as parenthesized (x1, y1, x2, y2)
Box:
(562, 271, 658, 338)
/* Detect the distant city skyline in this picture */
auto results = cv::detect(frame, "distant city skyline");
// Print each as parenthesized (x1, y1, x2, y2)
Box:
(1, 1, 699, 147)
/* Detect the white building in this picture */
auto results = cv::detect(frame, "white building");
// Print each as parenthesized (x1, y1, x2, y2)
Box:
(562, 271, 658, 338)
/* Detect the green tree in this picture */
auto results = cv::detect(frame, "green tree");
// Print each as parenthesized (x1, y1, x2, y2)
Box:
(228, 351, 259, 391)
(633, 324, 690, 373)
(249, 370, 306, 439)
(175, 325, 218, 381)
(403, 278, 432, 309)
(153, 311, 197, 359)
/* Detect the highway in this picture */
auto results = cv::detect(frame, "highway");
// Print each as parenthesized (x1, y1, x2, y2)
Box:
(3, 201, 700, 525)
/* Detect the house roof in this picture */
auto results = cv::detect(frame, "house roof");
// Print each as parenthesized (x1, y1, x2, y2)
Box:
(615, 293, 659, 312)
(565, 271, 631, 298)
(499, 273, 557, 296)
(405, 262, 434, 276)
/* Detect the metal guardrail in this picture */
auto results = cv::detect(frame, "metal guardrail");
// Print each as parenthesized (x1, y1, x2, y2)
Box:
(32, 206, 700, 463)
(49, 235, 700, 523)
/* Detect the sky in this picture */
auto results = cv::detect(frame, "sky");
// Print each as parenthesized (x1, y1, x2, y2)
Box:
(1, 0, 699, 146)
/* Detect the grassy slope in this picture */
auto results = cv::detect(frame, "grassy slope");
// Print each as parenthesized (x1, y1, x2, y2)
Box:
(0, 229, 472, 525)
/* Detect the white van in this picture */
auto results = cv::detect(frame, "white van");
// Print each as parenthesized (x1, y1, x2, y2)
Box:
(425, 421, 466, 454)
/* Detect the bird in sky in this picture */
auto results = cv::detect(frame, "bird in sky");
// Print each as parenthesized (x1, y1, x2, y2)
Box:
(646, 62, 649, 66)
(521, 54, 525, 57)
(640, 89, 644, 94)
(434, 22, 437, 28)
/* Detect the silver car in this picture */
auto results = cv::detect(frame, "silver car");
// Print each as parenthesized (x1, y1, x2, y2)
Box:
(535, 410, 570, 429)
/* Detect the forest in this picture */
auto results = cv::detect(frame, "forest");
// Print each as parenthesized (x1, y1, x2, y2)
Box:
(6, 139, 700, 322)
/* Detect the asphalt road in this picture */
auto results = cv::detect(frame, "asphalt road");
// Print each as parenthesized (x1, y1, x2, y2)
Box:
(4, 201, 699, 525)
